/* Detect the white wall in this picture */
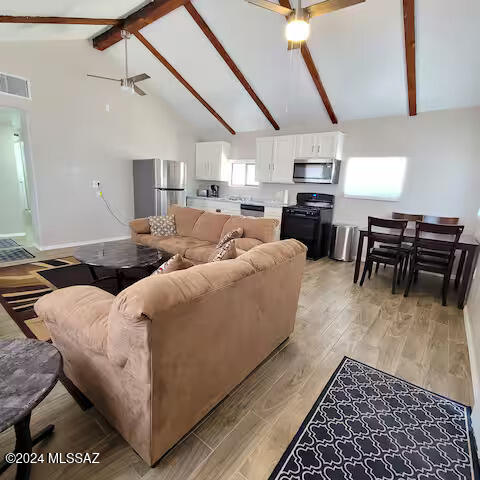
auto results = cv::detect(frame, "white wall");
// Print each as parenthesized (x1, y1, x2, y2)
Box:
(0, 122, 24, 235)
(0, 40, 199, 249)
(197, 107, 480, 233)
(465, 212, 480, 434)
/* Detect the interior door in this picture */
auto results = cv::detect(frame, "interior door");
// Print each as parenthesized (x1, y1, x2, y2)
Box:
(295, 134, 317, 159)
(255, 137, 273, 182)
(272, 136, 295, 184)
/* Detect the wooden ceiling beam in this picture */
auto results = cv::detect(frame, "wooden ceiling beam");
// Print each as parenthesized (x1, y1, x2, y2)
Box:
(278, 0, 338, 124)
(93, 0, 191, 51)
(0, 16, 121, 25)
(134, 32, 236, 135)
(184, 2, 280, 131)
(300, 44, 338, 124)
(402, 0, 417, 116)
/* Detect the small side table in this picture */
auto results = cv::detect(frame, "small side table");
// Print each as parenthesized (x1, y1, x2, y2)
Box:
(0, 339, 62, 480)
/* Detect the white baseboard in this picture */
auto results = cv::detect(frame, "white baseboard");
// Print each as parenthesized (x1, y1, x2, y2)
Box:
(36, 235, 130, 251)
(0, 232, 26, 238)
(464, 306, 480, 456)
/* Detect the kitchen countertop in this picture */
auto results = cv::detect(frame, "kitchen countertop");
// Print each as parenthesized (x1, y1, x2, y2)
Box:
(187, 195, 288, 208)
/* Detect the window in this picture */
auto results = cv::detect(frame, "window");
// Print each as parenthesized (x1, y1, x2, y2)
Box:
(344, 157, 407, 201)
(230, 162, 259, 187)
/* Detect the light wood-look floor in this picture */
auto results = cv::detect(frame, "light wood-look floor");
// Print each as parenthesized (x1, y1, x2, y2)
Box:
(0, 254, 473, 480)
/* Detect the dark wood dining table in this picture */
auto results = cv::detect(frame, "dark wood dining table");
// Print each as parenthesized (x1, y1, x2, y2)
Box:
(353, 227, 479, 309)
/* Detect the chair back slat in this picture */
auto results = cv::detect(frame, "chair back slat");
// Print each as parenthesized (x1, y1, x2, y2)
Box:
(414, 222, 464, 265)
(367, 217, 408, 251)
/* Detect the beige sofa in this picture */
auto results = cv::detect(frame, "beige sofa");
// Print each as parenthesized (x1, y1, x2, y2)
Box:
(129, 204, 279, 263)
(34, 238, 307, 465)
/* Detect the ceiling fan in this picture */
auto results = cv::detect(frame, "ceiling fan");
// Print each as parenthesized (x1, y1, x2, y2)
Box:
(246, 0, 365, 47)
(87, 30, 150, 96)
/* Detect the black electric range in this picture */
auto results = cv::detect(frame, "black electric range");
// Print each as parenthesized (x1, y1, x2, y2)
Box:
(280, 193, 334, 260)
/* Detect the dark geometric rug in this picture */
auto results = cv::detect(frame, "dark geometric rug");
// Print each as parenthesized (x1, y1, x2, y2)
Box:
(0, 247, 34, 262)
(0, 238, 19, 248)
(269, 357, 479, 480)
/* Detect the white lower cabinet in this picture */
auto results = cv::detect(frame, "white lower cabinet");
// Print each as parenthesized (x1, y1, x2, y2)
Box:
(186, 198, 240, 216)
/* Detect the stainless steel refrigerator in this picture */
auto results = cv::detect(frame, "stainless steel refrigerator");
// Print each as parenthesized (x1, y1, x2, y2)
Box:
(133, 159, 186, 218)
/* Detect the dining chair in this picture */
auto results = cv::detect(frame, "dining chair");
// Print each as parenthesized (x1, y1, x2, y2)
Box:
(360, 217, 408, 294)
(404, 222, 464, 306)
(377, 212, 424, 278)
(420, 216, 465, 289)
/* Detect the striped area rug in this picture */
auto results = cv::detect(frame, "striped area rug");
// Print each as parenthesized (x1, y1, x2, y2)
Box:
(0, 257, 80, 340)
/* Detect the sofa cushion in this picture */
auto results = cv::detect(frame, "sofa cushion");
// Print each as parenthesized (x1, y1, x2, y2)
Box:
(191, 212, 231, 243)
(135, 234, 211, 256)
(34, 286, 113, 355)
(238, 238, 307, 271)
(234, 238, 263, 251)
(130, 218, 150, 234)
(221, 217, 278, 243)
(184, 244, 217, 263)
(149, 215, 176, 237)
(168, 206, 204, 237)
(209, 240, 237, 262)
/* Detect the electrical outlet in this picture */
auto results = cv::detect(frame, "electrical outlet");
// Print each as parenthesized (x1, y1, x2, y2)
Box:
(91, 180, 100, 189)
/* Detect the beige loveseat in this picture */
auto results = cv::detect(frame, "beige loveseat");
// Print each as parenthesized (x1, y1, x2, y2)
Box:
(129, 204, 279, 263)
(34, 239, 307, 465)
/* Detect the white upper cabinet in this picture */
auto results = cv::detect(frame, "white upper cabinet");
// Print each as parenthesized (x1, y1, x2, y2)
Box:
(255, 137, 274, 183)
(295, 134, 318, 158)
(195, 141, 231, 181)
(294, 131, 344, 160)
(272, 135, 295, 183)
(256, 136, 295, 184)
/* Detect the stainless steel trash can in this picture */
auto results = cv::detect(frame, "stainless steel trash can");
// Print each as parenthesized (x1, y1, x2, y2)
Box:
(329, 224, 358, 261)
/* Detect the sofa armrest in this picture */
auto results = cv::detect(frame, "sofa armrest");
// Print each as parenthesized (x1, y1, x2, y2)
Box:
(34, 286, 114, 355)
(130, 218, 150, 235)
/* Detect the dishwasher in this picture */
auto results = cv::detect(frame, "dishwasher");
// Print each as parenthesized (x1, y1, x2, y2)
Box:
(240, 204, 265, 217)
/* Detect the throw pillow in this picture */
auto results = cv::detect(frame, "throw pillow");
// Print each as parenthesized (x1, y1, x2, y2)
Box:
(149, 215, 176, 237)
(152, 254, 194, 275)
(209, 240, 237, 262)
(217, 227, 243, 248)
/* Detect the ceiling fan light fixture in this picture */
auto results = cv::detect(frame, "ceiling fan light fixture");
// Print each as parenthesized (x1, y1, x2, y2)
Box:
(286, 18, 310, 42)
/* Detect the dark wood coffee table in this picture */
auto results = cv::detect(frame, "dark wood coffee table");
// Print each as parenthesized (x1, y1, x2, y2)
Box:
(74, 239, 171, 292)
(0, 339, 62, 480)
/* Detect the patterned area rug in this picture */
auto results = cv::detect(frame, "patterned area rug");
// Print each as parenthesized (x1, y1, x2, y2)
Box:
(0, 257, 79, 340)
(0, 238, 19, 248)
(269, 357, 479, 480)
(0, 247, 34, 263)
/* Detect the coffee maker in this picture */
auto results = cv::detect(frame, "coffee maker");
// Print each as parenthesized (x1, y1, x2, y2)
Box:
(210, 185, 219, 197)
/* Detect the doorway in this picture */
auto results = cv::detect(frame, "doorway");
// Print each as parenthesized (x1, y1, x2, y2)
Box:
(0, 107, 35, 246)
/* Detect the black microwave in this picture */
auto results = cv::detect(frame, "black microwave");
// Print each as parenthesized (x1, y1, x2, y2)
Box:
(293, 159, 341, 184)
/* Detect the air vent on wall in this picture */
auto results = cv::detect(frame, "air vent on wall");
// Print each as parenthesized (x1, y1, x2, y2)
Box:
(0, 73, 31, 99)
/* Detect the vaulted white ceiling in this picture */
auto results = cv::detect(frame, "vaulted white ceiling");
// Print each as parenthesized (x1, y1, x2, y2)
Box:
(1, 0, 479, 137)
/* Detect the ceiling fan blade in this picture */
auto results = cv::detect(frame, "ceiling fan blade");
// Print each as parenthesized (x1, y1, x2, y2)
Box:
(127, 73, 150, 83)
(306, 0, 365, 18)
(87, 74, 121, 82)
(133, 85, 147, 96)
(245, 0, 292, 16)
